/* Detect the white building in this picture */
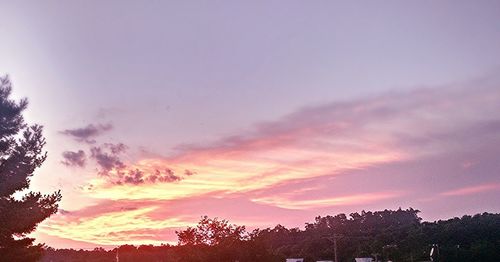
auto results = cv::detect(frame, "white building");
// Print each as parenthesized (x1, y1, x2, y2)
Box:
(286, 259, 304, 262)
(355, 258, 373, 262)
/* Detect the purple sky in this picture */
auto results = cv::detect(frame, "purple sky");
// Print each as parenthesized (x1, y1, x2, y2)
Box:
(1, 1, 500, 248)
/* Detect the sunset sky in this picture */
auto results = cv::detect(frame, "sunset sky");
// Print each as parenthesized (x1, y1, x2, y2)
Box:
(1, 1, 500, 249)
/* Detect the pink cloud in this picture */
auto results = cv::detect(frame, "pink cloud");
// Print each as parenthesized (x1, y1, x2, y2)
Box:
(441, 183, 500, 197)
(43, 76, 500, 247)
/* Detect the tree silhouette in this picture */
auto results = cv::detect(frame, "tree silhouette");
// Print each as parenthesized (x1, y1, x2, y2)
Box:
(39, 211, 500, 262)
(0, 76, 62, 261)
(176, 216, 247, 246)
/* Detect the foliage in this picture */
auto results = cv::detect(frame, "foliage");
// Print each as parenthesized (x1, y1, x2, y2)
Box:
(176, 216, 248, 246)
(0, 76, 62, 261)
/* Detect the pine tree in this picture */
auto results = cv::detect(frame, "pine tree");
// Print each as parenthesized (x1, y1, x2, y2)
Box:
(0, 76, 62, 261)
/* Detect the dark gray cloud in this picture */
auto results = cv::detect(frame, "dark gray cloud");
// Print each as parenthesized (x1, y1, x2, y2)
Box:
(184, 169, 196, 176)
(119, 168, 182, 185)
(61, 123, 113, 143)
(104, 142, 127, 154)
(156, 169, 182, 183)
(87, 142, 184, 185)
(121, 169, 145, 185)
(58, 209, 71, 215)
(61, 150, 86, 167)
(90, 143, 126, 175)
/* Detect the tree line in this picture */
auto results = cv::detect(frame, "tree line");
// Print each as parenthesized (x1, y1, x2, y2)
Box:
(41, 209, 500, 262)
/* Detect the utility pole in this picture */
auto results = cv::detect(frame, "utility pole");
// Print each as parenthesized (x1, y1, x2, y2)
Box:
(324, 234, 344, 262)
(333, 234, 338, 262)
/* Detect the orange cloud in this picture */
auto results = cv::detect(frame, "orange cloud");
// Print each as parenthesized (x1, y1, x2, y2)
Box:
(39, 205, 190, 245)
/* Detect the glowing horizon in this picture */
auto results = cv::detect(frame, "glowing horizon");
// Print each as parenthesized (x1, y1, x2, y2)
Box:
(2, 1, 500, 249)
(33, 78, 500, 248)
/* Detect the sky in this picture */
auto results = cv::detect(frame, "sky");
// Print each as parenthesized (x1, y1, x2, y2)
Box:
(1, 0, 500, 249)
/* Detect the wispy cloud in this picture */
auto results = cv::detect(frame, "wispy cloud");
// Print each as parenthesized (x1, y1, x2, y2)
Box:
(38, 196, 310, 245)
(61, 123, 113, 143)
(441, 183, 500, 197)
(46, 76, 500, 245)
(40, 204, 188, 245)
(87, 77, 500, 202)
(252, 191, 403, 210)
